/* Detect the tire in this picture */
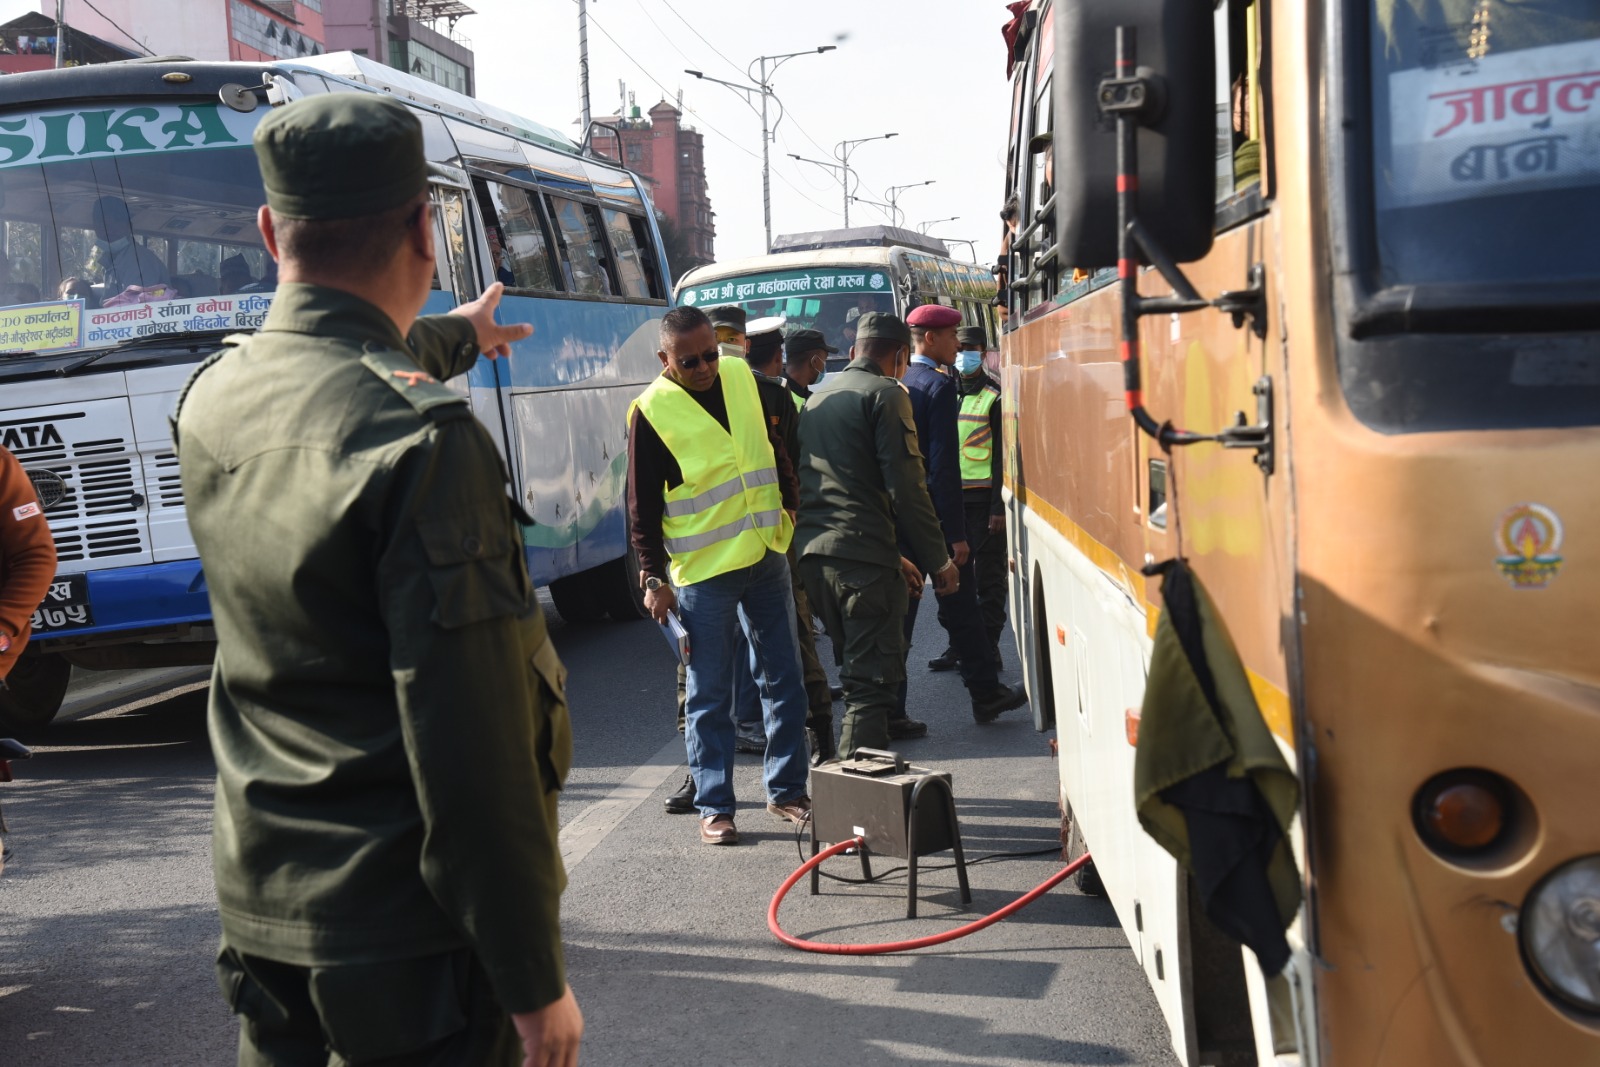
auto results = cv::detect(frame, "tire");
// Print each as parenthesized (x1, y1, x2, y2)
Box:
(0, 651, 72, 734)
(548, 571, 606, 624)
(1066, 806, 1107, 897)
(596, 539, 648, 622)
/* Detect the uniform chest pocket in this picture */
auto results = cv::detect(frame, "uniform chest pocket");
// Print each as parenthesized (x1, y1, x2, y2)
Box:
(899, 413, 924, 459)
(417, 516, 529, 629)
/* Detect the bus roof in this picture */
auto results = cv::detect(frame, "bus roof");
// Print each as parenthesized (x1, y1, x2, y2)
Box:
(679, 246, 908, 288)
(0, 52, 580, 159)
(287, 52, 577, 154)
(771, 225, 949, 257)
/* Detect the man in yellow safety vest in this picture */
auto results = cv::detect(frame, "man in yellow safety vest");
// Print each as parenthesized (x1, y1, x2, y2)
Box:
(951, 325, 1008, 670)
(627, 306, 812, 846)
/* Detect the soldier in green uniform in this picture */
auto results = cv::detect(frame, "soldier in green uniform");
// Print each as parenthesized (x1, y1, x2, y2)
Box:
(795, 313, 958, 757)
(174, 94, 582, 1066)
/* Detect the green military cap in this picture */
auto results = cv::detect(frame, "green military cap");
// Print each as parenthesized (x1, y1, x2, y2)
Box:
(254, 94, 428, 220)
(957, 325, 987, 349)
(854, 312, 910, 346)
(706, 305, 747, 331)
(785, 328, 837, 359)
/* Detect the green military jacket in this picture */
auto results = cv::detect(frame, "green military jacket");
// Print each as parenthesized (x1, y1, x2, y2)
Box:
(174, 284, 571, 1015)
(794, 356, 949, 572)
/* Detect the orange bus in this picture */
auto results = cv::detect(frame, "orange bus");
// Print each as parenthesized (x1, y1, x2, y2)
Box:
(1000, 1, 1600, 1064)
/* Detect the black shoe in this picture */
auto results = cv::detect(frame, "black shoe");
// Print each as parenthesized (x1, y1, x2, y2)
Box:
(972, 684, 1028, 723)
(664, 773, 696, 814)
(808, 725, 836, 766)
(887, 715, 928, 740)
(733, 730, 765, 754)
(829, 683, 844, 701)
(927, 648, 959, 672)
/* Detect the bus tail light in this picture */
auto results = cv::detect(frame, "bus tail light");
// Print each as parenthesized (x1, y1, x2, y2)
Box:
(1522, 856, 1600, 1016)
(1412, 769, 1512, 855)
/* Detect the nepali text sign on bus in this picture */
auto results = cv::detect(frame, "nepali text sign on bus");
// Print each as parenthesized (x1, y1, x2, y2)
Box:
(678, 267, 891, 308)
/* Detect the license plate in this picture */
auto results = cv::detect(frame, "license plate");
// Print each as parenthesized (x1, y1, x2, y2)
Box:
(31, 573, 93, 634)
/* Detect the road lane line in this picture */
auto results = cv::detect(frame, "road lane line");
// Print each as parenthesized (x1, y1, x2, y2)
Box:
(559, 736, 685, 870)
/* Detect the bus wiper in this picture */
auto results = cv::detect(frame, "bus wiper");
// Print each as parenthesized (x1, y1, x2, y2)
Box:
(56, 330, 236, 377)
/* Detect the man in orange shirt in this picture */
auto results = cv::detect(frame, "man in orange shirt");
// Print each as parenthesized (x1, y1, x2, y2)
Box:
(0, 446, 56, 687)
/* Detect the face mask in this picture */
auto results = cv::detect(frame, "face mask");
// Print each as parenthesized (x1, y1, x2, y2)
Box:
(956, 350, 984, 376)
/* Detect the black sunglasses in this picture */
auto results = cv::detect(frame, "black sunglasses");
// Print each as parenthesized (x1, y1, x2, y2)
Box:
(677, 349, 722, 372)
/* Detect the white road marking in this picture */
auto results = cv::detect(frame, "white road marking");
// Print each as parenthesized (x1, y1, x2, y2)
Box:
(559, 736, 685, 870)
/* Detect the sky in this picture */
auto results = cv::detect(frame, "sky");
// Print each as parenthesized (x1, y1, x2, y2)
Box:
(6, 0, 1017, 265)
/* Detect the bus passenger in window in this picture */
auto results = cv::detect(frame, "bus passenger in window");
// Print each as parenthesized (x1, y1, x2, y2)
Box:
(91, 196, 168, 293)
(219, 254, 253, 295)
(484, 225, 515, 288)
(58, 277, 98, 308)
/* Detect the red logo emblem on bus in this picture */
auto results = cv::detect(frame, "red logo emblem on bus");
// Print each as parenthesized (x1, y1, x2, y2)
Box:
(1494, 503, 1564, 590)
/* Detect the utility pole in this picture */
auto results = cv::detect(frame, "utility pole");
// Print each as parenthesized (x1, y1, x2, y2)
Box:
(834, 134, 898, 226)
(687, 45, 834, 252)
(55, 0, 65, 68)
(577, 0, 591, 137)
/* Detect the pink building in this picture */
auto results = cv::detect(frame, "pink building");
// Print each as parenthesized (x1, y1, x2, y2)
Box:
(12, 0, 325, 65)
(591, 99, 716, 263)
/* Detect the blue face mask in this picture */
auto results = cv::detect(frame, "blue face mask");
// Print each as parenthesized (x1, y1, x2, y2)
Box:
(955, 350, 984, 376)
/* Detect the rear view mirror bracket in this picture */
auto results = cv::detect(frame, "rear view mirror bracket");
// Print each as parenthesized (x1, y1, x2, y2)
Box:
(1105, 26, 1272, 476)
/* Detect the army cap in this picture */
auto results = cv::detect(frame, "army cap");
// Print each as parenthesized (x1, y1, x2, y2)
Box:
(854, 312, 910, 347)
(957, 325, 987, 349)
(706, 305, 747, 331)
(785, 328, 837, 360)
(254, 94, 428, 220)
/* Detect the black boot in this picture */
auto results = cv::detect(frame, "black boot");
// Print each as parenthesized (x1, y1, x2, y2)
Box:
(972, 684, 1028, 723)
(664, 773, 696, 814)
(887, 715, 928, 739)
(927, 648, 959, 672)
(808, 722, 837, 766)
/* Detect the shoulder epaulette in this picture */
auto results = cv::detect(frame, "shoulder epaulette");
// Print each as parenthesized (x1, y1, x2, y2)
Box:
(360, 345, 468, 421)
(168, 337, 244, 452)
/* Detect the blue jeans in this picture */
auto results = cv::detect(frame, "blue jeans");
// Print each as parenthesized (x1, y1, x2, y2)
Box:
(731, 625, 765, 734)
(678, 549, 810, 817)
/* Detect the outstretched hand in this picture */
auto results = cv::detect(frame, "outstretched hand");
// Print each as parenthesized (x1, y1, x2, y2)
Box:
(454, 282, 533, 358)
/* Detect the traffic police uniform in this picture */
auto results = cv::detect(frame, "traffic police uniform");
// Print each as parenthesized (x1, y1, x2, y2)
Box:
(175, 95, 570, 1064)
(795, 313, 950, 756)
(955, 324, 1007, 666)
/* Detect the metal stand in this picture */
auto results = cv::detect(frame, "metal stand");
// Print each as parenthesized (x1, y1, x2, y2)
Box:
(809, 773, 972, 919)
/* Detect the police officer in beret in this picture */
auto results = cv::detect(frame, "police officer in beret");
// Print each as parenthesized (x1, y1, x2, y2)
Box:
(901, 304, 1026, 726)
(783, 328, 837, 403)
(175, 93, 582, 1065)
(795, 313, 956, 757)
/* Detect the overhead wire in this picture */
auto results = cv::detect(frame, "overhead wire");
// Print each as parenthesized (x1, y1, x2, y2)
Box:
(80, 0, 156, 55)
(583, 7, 841, 217)
(658, 0, 748, 80)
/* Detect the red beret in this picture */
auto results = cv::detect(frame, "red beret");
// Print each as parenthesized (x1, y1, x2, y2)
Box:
(906, 304, 963, 328)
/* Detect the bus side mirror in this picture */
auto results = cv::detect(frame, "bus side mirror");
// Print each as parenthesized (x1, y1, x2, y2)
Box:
(1053, 0, 1215, 267)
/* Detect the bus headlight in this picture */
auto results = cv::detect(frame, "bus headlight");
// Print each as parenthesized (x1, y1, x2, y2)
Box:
(1522, 855, 1600, 1015)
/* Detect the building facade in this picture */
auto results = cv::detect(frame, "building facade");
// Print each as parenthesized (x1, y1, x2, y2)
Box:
(322, 0, 474, 96)
(19, 0, 327, 65)
(592, 99, 715, 264)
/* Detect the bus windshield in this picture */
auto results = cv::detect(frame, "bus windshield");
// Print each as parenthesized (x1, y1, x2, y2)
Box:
(1369, 2, 1600, 290)
(0, 100, 275, 361)
(679, 266, 897, 358)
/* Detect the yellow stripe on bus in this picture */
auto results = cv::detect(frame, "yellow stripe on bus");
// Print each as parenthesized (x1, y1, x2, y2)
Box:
(1009, 477, 1295, 746)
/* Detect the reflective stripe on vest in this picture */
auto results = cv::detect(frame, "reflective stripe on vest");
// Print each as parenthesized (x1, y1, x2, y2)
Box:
(631, 357, 793, 585)
(959, 385, 1000, 492)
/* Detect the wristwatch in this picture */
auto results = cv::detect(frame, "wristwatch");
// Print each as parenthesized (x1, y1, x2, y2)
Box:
(644, 576, 666, 592)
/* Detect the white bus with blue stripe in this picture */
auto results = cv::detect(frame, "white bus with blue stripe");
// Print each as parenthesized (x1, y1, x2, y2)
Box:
(0, 53, 665, 730)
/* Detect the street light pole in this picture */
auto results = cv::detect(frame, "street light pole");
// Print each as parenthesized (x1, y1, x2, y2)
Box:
(834, 133, 897, 226)
(848, 195, 895, 223)
(917, 216, 961, 234)
(687, 45, 835, 253)
(885, 180, 934, 228)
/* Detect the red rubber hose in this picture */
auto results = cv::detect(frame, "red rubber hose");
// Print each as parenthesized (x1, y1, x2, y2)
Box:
(768, 836, 1095, 955)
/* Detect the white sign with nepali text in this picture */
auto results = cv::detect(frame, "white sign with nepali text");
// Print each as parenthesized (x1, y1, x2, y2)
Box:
(1385, 37, 1600, 208)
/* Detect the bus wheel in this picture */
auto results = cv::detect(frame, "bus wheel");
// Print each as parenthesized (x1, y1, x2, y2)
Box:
(0, 651, 72, 735)
(549, 572, 607, 624)
(596, 541, 648, 622)
(1066, 806, 1106, 897)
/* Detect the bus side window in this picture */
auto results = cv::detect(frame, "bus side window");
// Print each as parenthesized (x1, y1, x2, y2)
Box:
(1216, 0, 1264, 204)
(600, 208, 660, 300)
(546, 194, 616, 297)
(474, 178, 560, 292)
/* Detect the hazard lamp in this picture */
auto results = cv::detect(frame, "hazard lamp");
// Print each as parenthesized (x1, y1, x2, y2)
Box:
(1412, 769, 1511, 856)
(1521, 856, 1600, 1015)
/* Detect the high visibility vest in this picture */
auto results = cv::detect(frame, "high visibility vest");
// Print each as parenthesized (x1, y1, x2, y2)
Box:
(958, 384, 1001, 492)
(630, 357, 793, 586)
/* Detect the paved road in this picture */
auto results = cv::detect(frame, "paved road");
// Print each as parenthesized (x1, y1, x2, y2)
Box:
(0, 600, 1180, 1066)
